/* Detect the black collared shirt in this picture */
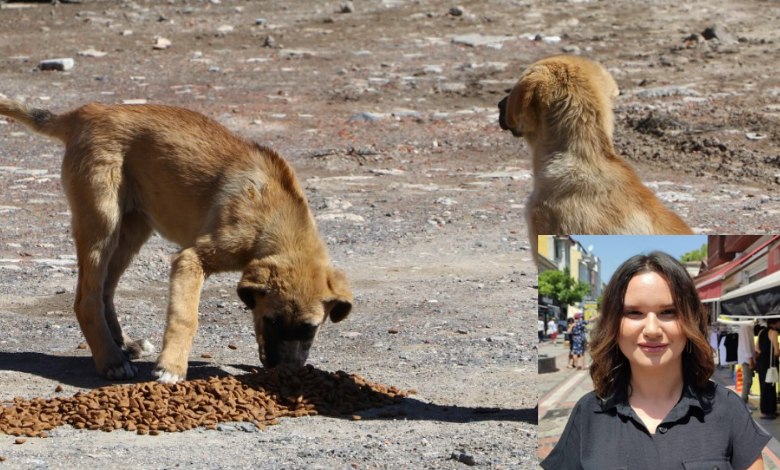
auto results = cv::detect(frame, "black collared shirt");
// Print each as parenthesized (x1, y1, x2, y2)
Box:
(541, 381, 770, 470)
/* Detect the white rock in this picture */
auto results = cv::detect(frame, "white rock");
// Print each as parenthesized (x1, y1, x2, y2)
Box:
(78, 48, 107, 58)
(39, 58, 74, 71)
(746, 132, 767, 140)
(451, 34, 514, 47)
(152, 37, 171, 50)
(371, 169, 404, 176)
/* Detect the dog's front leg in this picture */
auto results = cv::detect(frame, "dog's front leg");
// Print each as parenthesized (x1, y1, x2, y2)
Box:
(153, 247, 206, 383)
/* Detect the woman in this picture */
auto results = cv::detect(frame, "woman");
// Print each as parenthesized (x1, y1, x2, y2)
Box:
(566, 318, 576, 367)
(755, 318, 780, 419)
(541, 251, 770, 470)
(570, 314, 588, 370)
(548, 317, 559, 345)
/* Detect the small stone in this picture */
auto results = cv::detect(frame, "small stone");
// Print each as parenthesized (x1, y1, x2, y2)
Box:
(561, 45, 580, 54)
(216, 25, 234, 34)
(746, 132, 767, 141)
(152, 37, 171, 50)
(449, 6, 465, 16)
(14, 439, 25, 445)
(263, 35, 277, 48)
(388, 329, 399, 334)
(121, 30, 133, 36)
(201, 353, 213, 358)
(351, 415, 362, 421)
(77, 343, 88, 349)
(450, 452, 476, 466)
(340, 1, 354, 13)
(39, 58, 75, 71)
(255, 18, 266, 26)
(228, 344, 238, 350)
(55, 385, 63, 393)
(702, 24, 737, 45)
(0, 456, 6, 461)
(78, 48, 107, 58)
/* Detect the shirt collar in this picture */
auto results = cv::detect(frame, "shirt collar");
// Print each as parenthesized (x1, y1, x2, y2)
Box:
(595, 381, 712, 422)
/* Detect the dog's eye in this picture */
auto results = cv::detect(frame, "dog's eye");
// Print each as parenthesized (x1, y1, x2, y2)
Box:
(264, 317, 281, 327)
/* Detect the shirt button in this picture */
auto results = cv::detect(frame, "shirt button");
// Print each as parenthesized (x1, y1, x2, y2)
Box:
(658, 426, 667, 434)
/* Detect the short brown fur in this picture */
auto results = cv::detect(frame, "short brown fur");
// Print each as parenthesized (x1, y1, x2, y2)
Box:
(0, 98, 353, 382)
(497, 56, 692, 261)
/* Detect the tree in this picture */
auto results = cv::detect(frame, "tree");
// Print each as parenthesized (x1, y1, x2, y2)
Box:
(680, 243, 707, 262)
(538, 268, 593, 318)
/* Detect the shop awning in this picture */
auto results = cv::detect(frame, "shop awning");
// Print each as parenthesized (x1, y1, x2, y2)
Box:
(720, 270, 780, 317)
(695, 235, 780, 302)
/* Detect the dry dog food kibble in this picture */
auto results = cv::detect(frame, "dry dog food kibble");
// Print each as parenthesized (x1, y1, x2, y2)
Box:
(0, 365, 407, 436)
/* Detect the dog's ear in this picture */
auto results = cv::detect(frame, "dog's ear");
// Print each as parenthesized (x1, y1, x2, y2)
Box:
(237, 260, 272, 309)
(324, 268, 353, 323)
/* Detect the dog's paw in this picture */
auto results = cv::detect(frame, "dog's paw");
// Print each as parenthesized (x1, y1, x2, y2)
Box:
(123, 339, 156, 359)
(152, 367, 184, 383)
(102, 361, 138, 381)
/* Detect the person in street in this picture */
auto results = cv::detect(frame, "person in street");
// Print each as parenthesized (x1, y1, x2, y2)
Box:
(538, 315, 545, 343)
(737, 321, 757, 411)
(541, 251, 769, 470)
(570, 313, 588, 370)
(755, 318, 780, 419)
(566, 318, 576, 366)
(547, 317, 558, 345)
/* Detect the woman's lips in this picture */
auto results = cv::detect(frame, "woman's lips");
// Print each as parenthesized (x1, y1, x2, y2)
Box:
(639, 344, 668, 353)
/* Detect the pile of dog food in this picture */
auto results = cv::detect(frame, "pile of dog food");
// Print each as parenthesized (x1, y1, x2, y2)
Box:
(0, 365, 409, 437)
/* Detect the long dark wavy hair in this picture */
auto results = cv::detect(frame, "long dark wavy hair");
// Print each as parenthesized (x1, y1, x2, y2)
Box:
(589, 251, 714, 400)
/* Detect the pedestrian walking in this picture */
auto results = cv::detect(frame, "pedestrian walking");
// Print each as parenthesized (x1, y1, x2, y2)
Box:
(541, 251, 769, 470)
(538, 315, 545, 343)
(547, 318, 558, 345)
(756, 318, 780, 420)
(737, 321, 757, 411)
(570, 314, 589, 370)
(566, 318, 576, 367)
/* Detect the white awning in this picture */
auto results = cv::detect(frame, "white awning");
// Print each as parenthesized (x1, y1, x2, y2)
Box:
(721, 270, 780, 300)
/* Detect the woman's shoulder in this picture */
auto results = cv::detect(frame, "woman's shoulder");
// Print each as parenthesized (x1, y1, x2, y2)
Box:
(699, 381, 751, 416)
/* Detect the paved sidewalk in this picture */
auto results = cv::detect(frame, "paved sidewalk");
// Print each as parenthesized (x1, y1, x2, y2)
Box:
(537, 340, 780, 469)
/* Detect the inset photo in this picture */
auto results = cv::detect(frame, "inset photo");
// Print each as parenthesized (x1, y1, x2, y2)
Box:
(538, 235, 780, 470)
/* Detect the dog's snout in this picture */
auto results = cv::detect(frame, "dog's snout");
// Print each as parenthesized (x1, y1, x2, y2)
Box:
(498, 96, 509, 130)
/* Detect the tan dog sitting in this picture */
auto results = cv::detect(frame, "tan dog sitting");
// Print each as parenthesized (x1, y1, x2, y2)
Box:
(498, 55, 693, 257)
(0, 98, 353, 382)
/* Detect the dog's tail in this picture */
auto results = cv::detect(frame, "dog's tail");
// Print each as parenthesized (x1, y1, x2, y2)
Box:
(0, 97, 69, 142)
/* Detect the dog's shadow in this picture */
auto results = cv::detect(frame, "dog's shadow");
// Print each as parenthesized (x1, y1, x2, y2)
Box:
(0, 351, 227, 390)
(0, 352, 536, 426)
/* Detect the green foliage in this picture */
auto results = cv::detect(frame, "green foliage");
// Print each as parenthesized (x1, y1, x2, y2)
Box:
(538, 268, 593, 306)
(680, 243, 707, 263)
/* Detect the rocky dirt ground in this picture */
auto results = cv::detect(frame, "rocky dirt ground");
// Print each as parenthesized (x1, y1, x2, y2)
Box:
(0, 0, 778, 468)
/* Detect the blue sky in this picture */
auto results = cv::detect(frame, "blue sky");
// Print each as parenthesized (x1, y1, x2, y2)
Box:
(570, 235, 708, 284)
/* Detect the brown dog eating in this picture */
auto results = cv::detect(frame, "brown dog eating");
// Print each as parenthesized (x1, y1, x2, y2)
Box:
(498, 55, 693, 259)
(0, 98, 353, 382)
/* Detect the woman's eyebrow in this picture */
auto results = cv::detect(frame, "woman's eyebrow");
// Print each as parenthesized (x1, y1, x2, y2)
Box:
(623, 303, 676, 310)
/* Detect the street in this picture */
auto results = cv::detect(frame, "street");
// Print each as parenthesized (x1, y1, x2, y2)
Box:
(538, 340, 780, 469)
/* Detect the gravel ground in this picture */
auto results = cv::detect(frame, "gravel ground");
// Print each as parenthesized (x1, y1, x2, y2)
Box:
(0, 0, 779, 468)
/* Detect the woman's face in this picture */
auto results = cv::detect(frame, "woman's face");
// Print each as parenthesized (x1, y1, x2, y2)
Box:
(618, 272, 687, 372)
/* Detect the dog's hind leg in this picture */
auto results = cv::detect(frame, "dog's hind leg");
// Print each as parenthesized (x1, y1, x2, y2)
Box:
(64, 154, 138, 380)
(103, 210, 155, 360)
